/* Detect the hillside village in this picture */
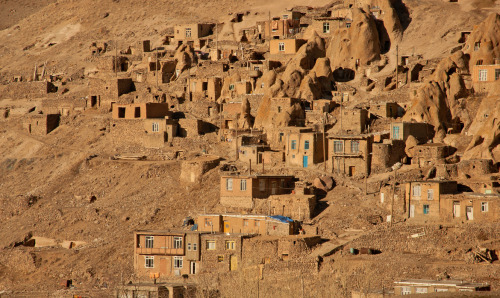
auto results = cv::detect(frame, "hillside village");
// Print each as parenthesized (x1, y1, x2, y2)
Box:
(0, 0, 500, 297)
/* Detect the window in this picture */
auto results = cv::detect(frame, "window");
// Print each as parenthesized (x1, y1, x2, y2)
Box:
(481, 202, 489, 212)
(476, 59, 483, 65)
(174, 256, 183, 269)
(412, 185, 421, 197)
(187, 243, 191, 251)
(279, 42, 285, 51)
(346, 23, 351, 28)
(174, 237, 183, 249)
(323, 22, 330, 33)
(479, 69, 488, 81)
(423, 204, 430, 215)
(283, 15, 288, 19)
(278, 106, 282, 113)
(350, 141, 359, 153)
(145, 236, 154, 248)
(134, 107, 141, 118)
(255, 220, 260, 227)
(204, 218, 212, 227)
(193, 243, 197, 251)
(333, 141, 343, 153)
(435, 288, 449, 292)
(152, 122, 159, 132)
(118, 107, 126, 118)
(279, 133, 284, 142)
(225, 240, 236, 250)
(243, 219, 249, 226)
(206, 240, 216, 250)
(474, 42, 480, 51)
(185, 28, 192, 38)
(427, 189, 434, 200)
(415, 288, 428, 294)
(217, 255, 224, 262)
(145, 256, 154, 268)
(304, 140, 310, 150)
(291, 140, 297, 150)
(226, 178, 233, 191)
(240, 179, 247, 191)
(392, 125, 400, 139)
(259, 179, 265, 191)
(495, 69, 500, 80)
(401, 286, 411, 295)
(229, 84, 235, 90)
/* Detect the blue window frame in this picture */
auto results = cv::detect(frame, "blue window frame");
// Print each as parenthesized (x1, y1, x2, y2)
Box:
(304, 141, 310, 150)
(291, 140, 297, 150)
(423, 205, 429, 215)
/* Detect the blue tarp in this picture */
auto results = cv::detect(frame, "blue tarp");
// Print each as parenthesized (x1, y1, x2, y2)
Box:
(268, 215, 294, 223)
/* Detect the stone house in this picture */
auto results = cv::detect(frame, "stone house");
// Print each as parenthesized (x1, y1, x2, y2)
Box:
(328, 134, 373, 177)
(284, 128, 326, 168)
(390, 121, 433, 143)
(310, 17, 345, 38)
(264, 18, 300, 40)
(143, 117, 178, 147)
(270, 39, 306, 55)
(198, 233, 245, 273)
(112, 103, 171, 119)
(174, 23, 214, 48)
(336, 108, 369, 134)
(190, 77, 223, 101)
(393, 279, 490, 295)
(404, 180, 457, 220)
(116, 283, 195, 298)
(471, 62, 500, 93)
(219, 174, 295, 208)
(238, 144, 268, 165)
(440, 193, 499, 222)
(133, 230, 203, 278)
(88, 77, 135, 111)
(196, 214, 297, 236)
(409, 143, 452, 167)
(24, 114, 60, 135)
(368, 102, 401, 118)
(266, 194, 316, 221)
(180, 155, 221, 183)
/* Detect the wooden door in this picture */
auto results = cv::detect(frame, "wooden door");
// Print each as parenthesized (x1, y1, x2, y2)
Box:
(466, 206, 473, 220)
(453, 202, 460, 218)
(230, 255, 238, 271)
(223, 221, 230, 233)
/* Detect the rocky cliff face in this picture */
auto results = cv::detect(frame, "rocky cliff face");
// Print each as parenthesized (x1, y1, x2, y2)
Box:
(463, 13, 500, 69)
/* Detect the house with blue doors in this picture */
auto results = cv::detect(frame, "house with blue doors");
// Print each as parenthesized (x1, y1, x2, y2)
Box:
(284, 127, 327, 168)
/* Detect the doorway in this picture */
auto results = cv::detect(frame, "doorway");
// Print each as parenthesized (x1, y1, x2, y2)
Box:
(302, 156, 308, 168)
(230, 255, 238, 271)
(453, 201, 460, 218)
(409, 205, 415, 218)
(466, 206, 473, 220)
(349, 166, 356, 176)
(223, 221, 230, 233)
(190, 262, 197, 275)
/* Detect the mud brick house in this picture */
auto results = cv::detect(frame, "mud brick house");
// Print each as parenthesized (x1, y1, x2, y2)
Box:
(284, 128, 326, 168)
(390, 121, 433, 143)
(41, 98, 86, 116)
(328, 134, 373, 177)
(23, 114, 60, 136)
(270, 39, 306, 55)
(219, 174, 295, 208)
(404, 180, 457, 220)
(368, 101, 401, 118)
(190, 77, 223, 101)
(312, 99, 333, 113)
(196, 214, 297, 236)
(310, 17, 345, 38)
(174, 23, 214, 48)
(112, 103, 171, 119)
(238, 144, 268, 164)
(226, 81, 252, 97)
(116, 283, 195, 298)
(180, 155, 221, 183)
(471, 61, 500, 92)
(143, 117, 178, 147)
(337, 108, 369, 134)
(393, 279, 490, 295)
(409, 143, 452, 167)
(440, 193, 499, 222)
(266, 194, 316, 221)
(88, 77, 135, 111)
(264, 14, 301, 40)
(134, 230, 203, 278)
(198, 233, 245, 273)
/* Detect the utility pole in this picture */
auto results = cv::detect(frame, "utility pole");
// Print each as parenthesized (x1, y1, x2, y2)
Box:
(395, 45, 399, 89)
(322, 113, 327, 172)
(187, 67, 191, 101)
(216, 23, 218, 60)
(156, 46, 159, 89)
(339, 94, 343, 134)
(391, 168, 397, 226)
(115, 39, 118, 78)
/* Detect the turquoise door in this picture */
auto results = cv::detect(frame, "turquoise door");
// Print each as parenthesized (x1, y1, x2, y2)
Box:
(303, 156, 308, 168)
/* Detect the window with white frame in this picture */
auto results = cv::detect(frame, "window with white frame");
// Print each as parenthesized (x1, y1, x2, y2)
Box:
(225, 240, 236, 250)
(185, 28, 192, 38)
(192, 243, 197, 251)
(279, 42, 285, 51)
(145, 256, 154, 268)
(240, 179, 247, 191)
(401, 287, 411, 295)
(226, 178, 233, 191)
(427, 189, 434, 200)
(173, 256, 183, 269)
(152, 122, 159, 132)
(412, 185, 421, 197)
(479, 69, 488, 81)
(145, 236, 154, 248)
(187, 243, 191, 251)
(350, 140, 359, 153)
(206, 240, 216, 250)
(333, 141, 343, 153)
(173, 237, 183, 249)
(481, 202, 489, 212)
(415, 288, 428, 294)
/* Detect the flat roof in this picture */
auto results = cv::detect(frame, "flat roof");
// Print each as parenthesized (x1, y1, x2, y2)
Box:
(394, 279, 488, 288)
(405, 180, 457, 184)
(220, 174, 294, 179)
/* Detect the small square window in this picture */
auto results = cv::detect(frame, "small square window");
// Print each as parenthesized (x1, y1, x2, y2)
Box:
(207, 240, 216, 250)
